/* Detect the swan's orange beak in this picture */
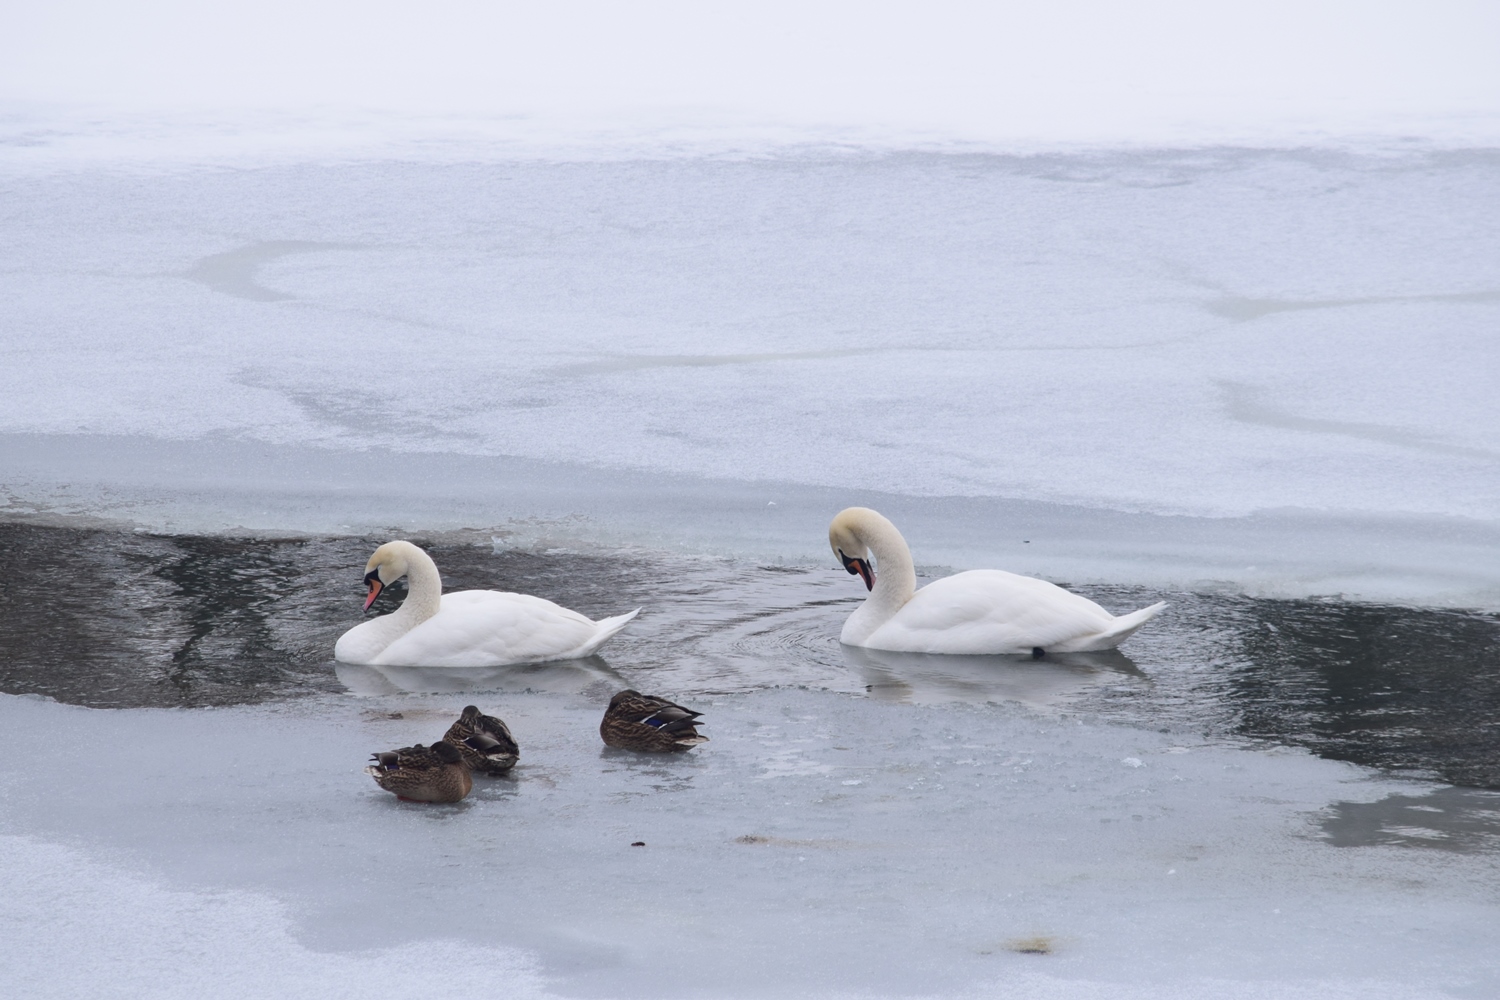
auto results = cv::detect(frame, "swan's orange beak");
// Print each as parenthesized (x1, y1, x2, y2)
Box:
(839, 551, 875, 591)
(362, 570, 384, 611)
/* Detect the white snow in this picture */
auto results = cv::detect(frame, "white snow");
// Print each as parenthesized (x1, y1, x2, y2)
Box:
(1, 150, 1498, 605)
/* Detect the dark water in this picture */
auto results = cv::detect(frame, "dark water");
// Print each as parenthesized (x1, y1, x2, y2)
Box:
(3, 521, 1499, 788)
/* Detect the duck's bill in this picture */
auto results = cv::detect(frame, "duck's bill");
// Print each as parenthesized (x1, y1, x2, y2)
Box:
(840, 553, 875, 591)
(362, 574, 384, 611)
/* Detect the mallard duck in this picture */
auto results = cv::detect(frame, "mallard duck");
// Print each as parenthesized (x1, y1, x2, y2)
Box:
(365, 740, 473, 802)
(443, 705, 520, 774)
(600, 689, 709, 753)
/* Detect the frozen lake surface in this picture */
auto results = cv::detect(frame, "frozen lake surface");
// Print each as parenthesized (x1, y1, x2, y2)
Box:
(3, 102, 1500, 997)
(2, 141, 1499, 605)
(5, 675, 1500, 999)
(2, 526, 1500, 999)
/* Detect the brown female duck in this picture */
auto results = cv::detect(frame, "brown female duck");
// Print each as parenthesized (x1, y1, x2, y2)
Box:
(443, 705, 520, 774)
(365, 740, 472, 802)
(600, 689, 709, 752)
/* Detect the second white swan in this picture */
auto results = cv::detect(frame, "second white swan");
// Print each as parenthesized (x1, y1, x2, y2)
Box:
(333, 540, 639, 667)
(828, 507, 1165, 655)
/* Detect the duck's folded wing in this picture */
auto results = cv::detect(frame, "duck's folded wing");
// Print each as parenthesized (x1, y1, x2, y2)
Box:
(866, 570, 1115, 654)
(644, 704, 702, 732)
(476, 716, 520, 751)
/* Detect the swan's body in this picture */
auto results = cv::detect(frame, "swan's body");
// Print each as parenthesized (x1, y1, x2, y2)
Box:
(334, 541, 638, 667)
(829, 507, 1165, 655)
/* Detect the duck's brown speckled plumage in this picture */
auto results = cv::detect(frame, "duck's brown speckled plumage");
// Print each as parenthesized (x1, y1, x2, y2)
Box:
(444, 705, 520, 774)
(600, 689, 709, 753)
(365, 740, 473, 802)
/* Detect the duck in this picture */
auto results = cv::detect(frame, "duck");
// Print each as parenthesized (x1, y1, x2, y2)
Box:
(444, 705, 520, 774)
(333, 540, 639, 667)
(828, 507, 1166, 655)
(365, 741, 473, 802)
(600, 689, 709, 752)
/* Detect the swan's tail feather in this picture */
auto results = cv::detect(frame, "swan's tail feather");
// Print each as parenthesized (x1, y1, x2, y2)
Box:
(575, 608, 641, 657)
(1092, 601, 1167, 648)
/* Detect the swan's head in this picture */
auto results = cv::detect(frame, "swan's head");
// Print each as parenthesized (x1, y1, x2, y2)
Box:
(828, 507, 876, 591)
(361, 540, 415, 610)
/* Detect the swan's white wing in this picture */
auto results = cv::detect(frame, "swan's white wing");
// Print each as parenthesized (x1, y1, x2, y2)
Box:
(864, 570, 1116, 655)
(373, 591, 602, 667)
(333, 616, 394, 664)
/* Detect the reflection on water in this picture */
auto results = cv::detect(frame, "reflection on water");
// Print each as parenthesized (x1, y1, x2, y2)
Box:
(1321, 786, 1500, 851)
(3, 522, 1500, 789)
(335, 656, 627, 697)
(841, 644, 1141, 708)
(1096, 589, 1500, 787)
(0, 524, 352, 707)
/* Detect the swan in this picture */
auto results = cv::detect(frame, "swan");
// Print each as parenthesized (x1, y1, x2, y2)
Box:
(828, 507, 1165, 655)
(334, 540, 639, 667)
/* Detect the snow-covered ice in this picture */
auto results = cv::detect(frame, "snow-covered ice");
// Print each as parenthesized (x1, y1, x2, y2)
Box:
(6, 151, 1498, 517)
(3, 147, 1499, 604)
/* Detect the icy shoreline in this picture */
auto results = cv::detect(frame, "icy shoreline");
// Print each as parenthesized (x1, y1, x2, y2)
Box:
(5, 432, 1500, 611)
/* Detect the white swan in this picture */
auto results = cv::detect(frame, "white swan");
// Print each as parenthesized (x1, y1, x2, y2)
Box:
(333, 541, 639, 667)
(828, 507, 1165, 654)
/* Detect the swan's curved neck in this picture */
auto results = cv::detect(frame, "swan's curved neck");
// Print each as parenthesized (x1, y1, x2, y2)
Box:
(391, 542, 442, 625)
(862, 517, 917, 611)
(841, 513, 917, 644)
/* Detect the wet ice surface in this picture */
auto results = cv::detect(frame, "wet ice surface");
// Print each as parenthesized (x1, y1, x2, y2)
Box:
(4, 689, 1500, 1000)
(4, 527, 1500, 998)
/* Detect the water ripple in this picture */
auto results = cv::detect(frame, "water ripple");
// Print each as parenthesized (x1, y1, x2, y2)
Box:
(3, 522, 1500, 787)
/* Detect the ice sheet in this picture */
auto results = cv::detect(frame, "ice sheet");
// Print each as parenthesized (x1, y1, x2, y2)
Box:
(6, 153, 1497, 515)
(6, 432, 1500, 611)
(0, 835, 547, 1000)
(2, 690, 1497, 999)
(2, 148, 1498, 604)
